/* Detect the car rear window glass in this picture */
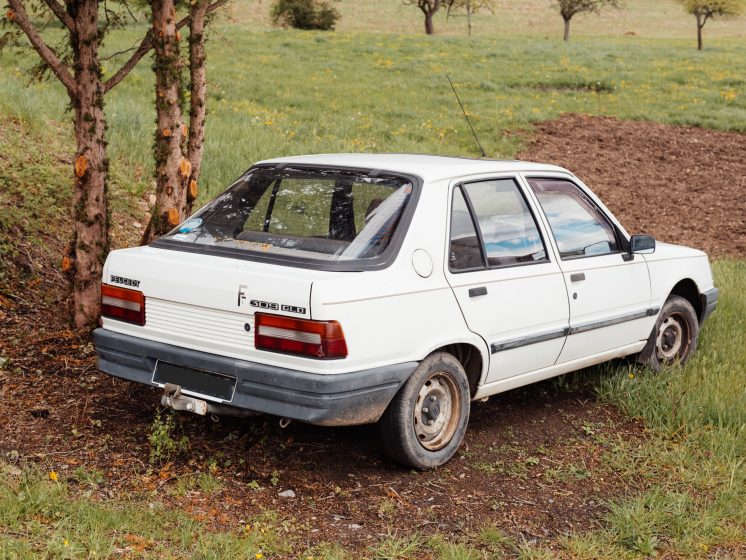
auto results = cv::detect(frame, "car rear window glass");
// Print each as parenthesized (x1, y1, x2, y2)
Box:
(461, 179, 547, 267)
(528, 178, 619, 259)
(449, 187, 485, 271)
(163, 167, 413, 263)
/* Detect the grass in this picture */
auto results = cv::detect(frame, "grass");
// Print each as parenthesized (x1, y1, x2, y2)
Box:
(0, 466, 291, 559)
(550, 260, 746, 558)
(1, 15, 745, 205)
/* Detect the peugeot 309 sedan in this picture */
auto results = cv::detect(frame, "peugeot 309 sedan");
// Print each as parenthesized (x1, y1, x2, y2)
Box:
(94, 154, 718, 469)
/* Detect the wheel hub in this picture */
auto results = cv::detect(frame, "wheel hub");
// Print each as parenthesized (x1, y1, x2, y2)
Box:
(656, 313, 689, 363)
(413, 372, 461, 451)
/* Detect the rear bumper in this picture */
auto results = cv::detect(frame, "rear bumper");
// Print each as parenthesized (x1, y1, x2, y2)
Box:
(700, 287, 719, 324)
(92, 329, 415, 426)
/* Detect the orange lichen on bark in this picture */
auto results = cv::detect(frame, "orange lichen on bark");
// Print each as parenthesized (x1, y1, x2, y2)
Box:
(6, 9, 14, 20)
(162, 128, 172, 137)
(61, 256, 72, 272)
(181, 124, 188, 137)
(74, 155, 88, 178)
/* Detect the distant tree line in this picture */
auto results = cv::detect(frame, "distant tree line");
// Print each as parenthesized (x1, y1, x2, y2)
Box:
(400, 0, 744, 50)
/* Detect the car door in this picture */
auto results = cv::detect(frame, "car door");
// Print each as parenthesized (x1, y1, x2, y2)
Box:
(445, 176, 570, 384)
(525, 176, 655, 364)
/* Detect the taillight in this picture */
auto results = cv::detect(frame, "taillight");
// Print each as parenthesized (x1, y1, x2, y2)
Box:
(101, 284, 145, 326)
(255, 313, 347, 359)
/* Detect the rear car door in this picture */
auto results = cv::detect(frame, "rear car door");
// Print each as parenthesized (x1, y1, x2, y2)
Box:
(526, 177, 654, 364)
(445, 176, 570, 384)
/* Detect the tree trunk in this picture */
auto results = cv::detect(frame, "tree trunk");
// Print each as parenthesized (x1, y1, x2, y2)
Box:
(186, 0, 210, 214)
(563, 17, 571, 41)
(150, 0, 188, 240)
(70, 0, 109, 328)
(696, 13, 703, 50)
(424, 11, 434, 34)
(467, 6, 472, 37)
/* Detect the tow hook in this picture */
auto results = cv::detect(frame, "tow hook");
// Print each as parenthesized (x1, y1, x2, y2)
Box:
(161, 383, 208, 416)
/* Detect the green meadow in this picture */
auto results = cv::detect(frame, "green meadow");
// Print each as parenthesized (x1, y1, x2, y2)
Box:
(1, 0, 745, 557)
(1, 1, 745, 202)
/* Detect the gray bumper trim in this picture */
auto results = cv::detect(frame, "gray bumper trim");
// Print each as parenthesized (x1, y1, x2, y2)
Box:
(93, 329, 416, 426)
(700, 287, 719, 324)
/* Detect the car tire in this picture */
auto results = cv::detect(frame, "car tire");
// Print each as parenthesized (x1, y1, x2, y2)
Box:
(378, 352, 470, 469)
(639, 295, 699, 372)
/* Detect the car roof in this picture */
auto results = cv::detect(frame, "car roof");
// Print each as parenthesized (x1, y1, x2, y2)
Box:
(255, 153, 570, 183)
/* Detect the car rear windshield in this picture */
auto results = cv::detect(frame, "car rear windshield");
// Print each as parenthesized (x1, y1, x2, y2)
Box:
(162, 166, 415, 264)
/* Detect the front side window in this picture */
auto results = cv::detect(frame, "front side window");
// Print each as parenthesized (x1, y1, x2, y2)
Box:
(449, 178, 547, 271)
(162, 167, 414, 264)
(528, 178, 619, 259)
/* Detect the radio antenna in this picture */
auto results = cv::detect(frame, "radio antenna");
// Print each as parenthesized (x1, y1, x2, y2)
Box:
(446, 74, 486, 158)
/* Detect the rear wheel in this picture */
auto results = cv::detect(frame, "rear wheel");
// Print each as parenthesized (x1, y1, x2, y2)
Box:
(379, 352, 470, 469)
(640, 295, 699, 372)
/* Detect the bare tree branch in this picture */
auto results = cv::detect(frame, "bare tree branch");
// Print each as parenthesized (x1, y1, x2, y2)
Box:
(41, 0, 75, 32)
(100, 43, 140, 61)
(7, 0, 76, 96)
(102, 0, 229, 94)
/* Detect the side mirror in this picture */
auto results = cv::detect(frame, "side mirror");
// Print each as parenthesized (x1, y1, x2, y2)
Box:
(630, 234, 655, 255)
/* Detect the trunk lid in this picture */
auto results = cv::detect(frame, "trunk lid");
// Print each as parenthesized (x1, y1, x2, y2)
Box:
(103, 245, 340, 361)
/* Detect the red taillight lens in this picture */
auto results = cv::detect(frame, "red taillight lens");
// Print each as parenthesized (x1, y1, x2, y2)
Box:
(101, 284, 145, 326)
(255, 313, 347, 359)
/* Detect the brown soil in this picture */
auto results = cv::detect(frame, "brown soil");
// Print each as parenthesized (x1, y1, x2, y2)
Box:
(517, 113, 746, 258)
(1, 114, 743, 556)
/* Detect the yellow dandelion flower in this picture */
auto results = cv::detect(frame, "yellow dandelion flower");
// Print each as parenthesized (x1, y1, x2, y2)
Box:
(49, 471, 58, 482)
(255, 553, 264, 559)
(628, 373, 635, 379)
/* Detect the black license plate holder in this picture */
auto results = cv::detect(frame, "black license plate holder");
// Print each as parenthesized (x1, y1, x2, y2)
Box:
(153, 361, 236, 402)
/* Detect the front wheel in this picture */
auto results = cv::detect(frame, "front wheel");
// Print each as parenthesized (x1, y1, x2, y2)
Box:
(640, 295, 699, 372)
(379, 352, 470, 469)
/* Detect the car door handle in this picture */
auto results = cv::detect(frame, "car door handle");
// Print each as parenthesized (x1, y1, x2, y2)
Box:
(469, 286, 488, 297)
(570, 273, 586, 282)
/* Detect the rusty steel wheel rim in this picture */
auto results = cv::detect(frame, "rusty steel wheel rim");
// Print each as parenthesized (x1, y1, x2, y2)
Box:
(656, 311, 691, 364)
(413, 371, 461, 451)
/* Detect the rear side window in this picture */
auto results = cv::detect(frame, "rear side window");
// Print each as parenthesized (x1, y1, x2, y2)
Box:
(163, 167, 413, 264)
(449, 187, 484, 271)
(528, 178, 619, 259)
(449, 178, 548, 272)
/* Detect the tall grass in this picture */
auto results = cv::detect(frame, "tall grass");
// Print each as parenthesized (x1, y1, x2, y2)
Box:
(563, 260, 746, 557)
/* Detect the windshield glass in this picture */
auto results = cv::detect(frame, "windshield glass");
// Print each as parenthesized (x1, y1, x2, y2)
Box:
(163, 167, 415, 263)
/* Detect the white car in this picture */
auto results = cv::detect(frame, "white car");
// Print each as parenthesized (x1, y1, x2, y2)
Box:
(94, 154, 718, 468)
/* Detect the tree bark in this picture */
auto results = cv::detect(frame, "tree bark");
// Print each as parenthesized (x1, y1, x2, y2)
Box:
(467, 6, 472, 36)
(696, 13, 703, 50)
(186, 0, 210, 213)
(424, 11, 434, 34)
(150, 0, 188, 239)
(68, 0, 109, 328)
(563, 17, 571, 41)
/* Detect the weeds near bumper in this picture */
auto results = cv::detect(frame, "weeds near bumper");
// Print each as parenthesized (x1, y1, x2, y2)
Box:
(148, 410, 190, 466)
